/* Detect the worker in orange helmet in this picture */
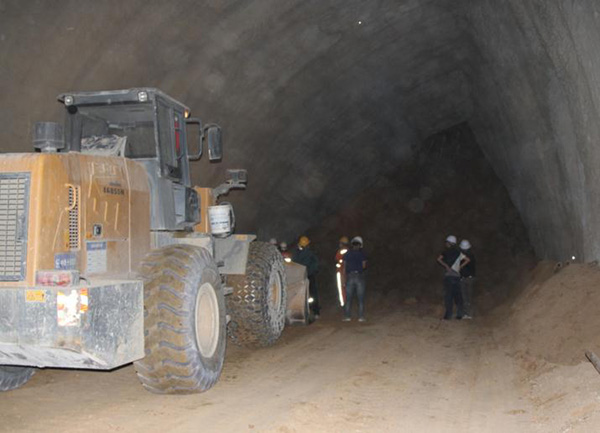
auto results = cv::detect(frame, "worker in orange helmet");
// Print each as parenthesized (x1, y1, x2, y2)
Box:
(335, 236, 350, 307)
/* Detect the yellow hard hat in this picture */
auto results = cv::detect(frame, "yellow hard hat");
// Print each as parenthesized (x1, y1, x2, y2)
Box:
(298, 236, 310, 247)
(339, 236, 349, 244)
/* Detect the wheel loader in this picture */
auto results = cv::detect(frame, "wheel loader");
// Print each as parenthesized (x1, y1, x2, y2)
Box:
(0, 88, 309, 394)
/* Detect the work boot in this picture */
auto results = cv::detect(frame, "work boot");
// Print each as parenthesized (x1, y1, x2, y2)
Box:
(358, 317, 366, 323)
(342, 317, 351, 322)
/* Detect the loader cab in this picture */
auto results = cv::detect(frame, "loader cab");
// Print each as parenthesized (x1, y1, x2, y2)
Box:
(58, 88, 216, 230)
(59, 88, 192, 187)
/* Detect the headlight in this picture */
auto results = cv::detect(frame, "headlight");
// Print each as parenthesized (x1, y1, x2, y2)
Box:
(137, 91, 148, 102)
(64, 95, 74, 106)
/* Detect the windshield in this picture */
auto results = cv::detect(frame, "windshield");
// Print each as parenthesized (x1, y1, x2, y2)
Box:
(67, 103, 157, 158)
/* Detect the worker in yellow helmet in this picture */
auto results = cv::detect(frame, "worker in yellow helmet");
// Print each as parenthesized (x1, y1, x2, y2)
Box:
(292, 236, 320, 318)
(335, 236, 350, 307)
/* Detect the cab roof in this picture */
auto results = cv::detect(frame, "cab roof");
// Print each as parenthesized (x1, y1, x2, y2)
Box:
(57, 88, 190, 113)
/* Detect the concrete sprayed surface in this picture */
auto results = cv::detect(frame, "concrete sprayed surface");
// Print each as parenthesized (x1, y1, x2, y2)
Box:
(2, 1, 600, 263)
(4, 262, 600, 433)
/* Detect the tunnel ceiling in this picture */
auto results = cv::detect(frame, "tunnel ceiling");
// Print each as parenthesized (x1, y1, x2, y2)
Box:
(0, 1, 596, 261)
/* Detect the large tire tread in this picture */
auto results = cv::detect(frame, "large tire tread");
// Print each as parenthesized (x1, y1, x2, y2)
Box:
(0, 366, 35, 392)
(227, 242, 287, 348)
(134, 245, 226, 395)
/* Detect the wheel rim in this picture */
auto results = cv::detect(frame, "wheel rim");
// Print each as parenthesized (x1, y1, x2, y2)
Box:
(267, 269, 282, 314)
(195, 283, 220, 359)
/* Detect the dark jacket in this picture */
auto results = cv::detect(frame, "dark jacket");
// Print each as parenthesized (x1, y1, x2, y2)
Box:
(343, 249, 367, 274)
(460, 250, 476, 278)
(292, 247, 319, 277)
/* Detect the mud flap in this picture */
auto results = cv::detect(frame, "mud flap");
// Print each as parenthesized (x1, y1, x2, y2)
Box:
(214, 235, 256, 275)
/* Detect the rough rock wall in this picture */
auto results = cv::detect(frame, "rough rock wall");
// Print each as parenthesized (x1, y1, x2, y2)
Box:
(0, 0, 470, 240)
(463, 1, 600, 262)
(2, 0, 593, 264)
(306, 123, 534, 305)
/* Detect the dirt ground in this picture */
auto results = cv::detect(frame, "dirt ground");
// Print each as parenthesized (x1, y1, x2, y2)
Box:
(2, 263, 600, 433)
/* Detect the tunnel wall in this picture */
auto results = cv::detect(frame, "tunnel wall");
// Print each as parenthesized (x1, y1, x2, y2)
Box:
(1, 0, 597, 263)
(0, 0, 471, 241)
(462, 1, 600, 262)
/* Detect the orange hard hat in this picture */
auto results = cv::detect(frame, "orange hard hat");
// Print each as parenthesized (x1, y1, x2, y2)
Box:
(298, 236, 310, 247)
(339, 236, 349, 244)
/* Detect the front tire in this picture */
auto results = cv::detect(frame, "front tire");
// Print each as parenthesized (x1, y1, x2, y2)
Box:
(134, 245, 226, 394)
(0, 366, 35, 392)
(227, 242, 287, 347)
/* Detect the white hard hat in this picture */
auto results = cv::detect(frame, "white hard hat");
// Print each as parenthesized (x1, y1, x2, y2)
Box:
(280, 241, 287, 249)
(269, 238, 277, 245)
(460, 239, 471, 250)
(351, 236, 363, 246)
(446, 235, 457, 244)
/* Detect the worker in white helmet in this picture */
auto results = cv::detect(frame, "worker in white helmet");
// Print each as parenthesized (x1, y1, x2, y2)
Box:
(459, 239, 476, 319)
(342, 236, 367, 322)
(436, 235, 470, 320)
(279, 241, 292, 263)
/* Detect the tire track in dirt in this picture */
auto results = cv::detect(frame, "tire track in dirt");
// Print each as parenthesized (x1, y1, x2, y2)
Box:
(1, 305, 538, 433)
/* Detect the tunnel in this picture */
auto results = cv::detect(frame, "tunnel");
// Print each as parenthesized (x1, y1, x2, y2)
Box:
(2, 1, 600, 432)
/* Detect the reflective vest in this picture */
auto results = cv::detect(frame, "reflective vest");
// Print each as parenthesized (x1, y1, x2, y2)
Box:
(335, 248, 348, 306)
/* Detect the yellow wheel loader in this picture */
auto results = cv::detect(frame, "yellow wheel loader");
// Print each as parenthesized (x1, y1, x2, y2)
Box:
(0, 88, 309, 394)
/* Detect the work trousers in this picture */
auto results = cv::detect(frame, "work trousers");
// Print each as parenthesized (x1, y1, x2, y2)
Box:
(460, 277, 475, 316)
(309, 275, 320, 315)
(443, 276, 463, 320)
(344, 273, 366, 319)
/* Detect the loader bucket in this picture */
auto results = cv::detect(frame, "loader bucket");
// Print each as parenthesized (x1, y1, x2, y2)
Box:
(284, 262, 310, 325)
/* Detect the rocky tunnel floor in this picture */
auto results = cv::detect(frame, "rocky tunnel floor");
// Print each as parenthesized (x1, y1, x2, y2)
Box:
(3, 267, 600, 433)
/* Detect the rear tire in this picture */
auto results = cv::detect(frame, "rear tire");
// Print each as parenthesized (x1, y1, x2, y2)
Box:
(134, 245, 226, 394)
(227, 242, 287, 347)
(0, 366, 35, 392)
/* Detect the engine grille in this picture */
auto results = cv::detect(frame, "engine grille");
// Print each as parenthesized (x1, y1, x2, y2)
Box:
(0, 174, 30, 281)
(68, 185, 80, 250)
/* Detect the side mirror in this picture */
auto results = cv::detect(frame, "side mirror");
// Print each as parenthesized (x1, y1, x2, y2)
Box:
(213, 169, 248, 199)
(225, 169, 247, 185)
(206, 125, 222, 161)
(186, 121, 223, 162)
(186, 118, 202, 161)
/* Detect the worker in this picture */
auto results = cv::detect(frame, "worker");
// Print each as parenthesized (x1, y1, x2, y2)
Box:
(280, 241, 292, 263)
(342, 236, 367, 322)
(292, 236, 320, 318)
(459, 239, 476, 320)
(269, 238, 278, 247)
(436, 235, 469, 320)
(335, 236, 350, 307)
